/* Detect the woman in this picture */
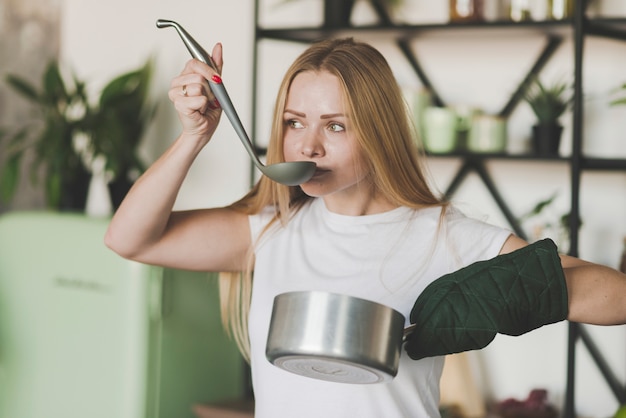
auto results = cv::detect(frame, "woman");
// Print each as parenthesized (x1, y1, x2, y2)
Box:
(105, 38, 626, 417)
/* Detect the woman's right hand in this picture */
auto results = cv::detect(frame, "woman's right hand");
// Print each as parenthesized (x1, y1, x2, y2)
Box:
(168, 42, 224, 146)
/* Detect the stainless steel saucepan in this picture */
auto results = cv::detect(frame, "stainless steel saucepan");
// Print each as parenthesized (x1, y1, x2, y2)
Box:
(266, 291, 414, 384)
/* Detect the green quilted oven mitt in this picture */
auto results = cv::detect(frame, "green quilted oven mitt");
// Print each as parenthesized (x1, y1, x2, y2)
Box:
(405, 238, 569, 360)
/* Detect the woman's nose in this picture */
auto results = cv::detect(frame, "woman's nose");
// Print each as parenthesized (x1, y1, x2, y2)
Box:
(300, 130, 324, 158)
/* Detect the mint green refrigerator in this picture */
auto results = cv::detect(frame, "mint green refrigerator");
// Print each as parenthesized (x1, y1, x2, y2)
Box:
(0, 212, 246, 418)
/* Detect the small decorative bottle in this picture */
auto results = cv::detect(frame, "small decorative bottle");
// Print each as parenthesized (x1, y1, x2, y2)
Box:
(449, 0, 484, 22)
(509, 0, 531, 22)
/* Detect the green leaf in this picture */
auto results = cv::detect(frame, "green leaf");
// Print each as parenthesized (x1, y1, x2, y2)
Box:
(523, 77, 572, 123)
(5, 127, 32, 153)
(560, 212, 582, 229)
(0, 153, 22, 202)
(45, 171, 62, 209)
(519, 191, 559, 221)
(5, 75, 40, 102)
(42, 60, 70, 110)
(610, 97, 626, 107)
(91, 58, 155, 178)
(99, 70, 141, 105)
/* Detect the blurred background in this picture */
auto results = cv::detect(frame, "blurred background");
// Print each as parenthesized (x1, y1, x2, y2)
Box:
(0, 0, 625, 417)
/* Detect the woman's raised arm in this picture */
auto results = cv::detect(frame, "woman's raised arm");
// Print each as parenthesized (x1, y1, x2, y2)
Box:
(105, 45, 252, 272)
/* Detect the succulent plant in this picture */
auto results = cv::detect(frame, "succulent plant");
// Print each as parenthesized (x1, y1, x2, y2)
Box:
(523, 77, 572, 125)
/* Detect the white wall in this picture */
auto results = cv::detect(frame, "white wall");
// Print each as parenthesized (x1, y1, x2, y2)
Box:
(60, 0, 625, 415)
(61, 0, 254, 209)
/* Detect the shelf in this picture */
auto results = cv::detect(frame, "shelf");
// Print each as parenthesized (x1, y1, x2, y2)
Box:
(586, 18, 626, 41)
(257, 17, 626, 43)
(582, 157, 626, 171)
(426, 151, 571, 162)
(427, 153, 626, 170)
(257, 20, 571, 43)
(252, 2, 626, 416)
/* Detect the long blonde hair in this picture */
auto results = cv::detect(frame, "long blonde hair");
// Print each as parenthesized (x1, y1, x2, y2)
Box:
(219, 38, 446, 360)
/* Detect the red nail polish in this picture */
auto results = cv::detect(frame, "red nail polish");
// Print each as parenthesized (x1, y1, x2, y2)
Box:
(211, 74, 222, 84)
(209, 98, 221, 110)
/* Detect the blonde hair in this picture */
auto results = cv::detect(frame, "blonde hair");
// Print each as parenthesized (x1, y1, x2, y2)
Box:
(219, 38, 446, 360)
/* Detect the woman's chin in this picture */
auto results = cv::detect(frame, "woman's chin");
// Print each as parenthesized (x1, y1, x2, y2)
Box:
(300, 175, 338, 197)
(299, 183, 325, 197)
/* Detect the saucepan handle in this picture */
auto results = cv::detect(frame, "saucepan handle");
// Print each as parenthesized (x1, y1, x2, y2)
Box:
(402, 324, 416, 343)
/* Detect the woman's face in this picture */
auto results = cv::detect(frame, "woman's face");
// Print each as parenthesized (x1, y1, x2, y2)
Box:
(282, 70, 372, 212)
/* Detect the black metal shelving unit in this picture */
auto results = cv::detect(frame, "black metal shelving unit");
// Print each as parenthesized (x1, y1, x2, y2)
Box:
(564, 3, 626, 415)
(251, 0, 626, 415)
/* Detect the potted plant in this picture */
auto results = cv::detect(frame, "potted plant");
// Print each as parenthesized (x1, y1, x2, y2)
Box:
(519, 191, 581, 251)
(0, 58, 156, 211)
(86, 58, 156, 209)
(0, 61, 91, 210)
(522, 76, 572, 156)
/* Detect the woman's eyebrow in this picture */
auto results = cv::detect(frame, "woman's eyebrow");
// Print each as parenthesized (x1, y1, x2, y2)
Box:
(284, 109, 305, 117)
(284, 109, 346, 119)
(320, 113, 345, 119)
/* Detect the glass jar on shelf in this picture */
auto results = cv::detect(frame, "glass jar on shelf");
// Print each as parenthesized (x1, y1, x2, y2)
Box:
(510, 0, 531, 22)
(449, 0, 484, 22)
(549, 0, 575, 20)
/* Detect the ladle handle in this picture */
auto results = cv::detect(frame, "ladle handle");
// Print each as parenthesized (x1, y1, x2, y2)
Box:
(209, 78, 262, 166)
(156, 19, 263, 167)
(156, 19, 219, 69)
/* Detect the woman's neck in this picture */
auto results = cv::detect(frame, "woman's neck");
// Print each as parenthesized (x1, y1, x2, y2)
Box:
(322, 187, 397, 216)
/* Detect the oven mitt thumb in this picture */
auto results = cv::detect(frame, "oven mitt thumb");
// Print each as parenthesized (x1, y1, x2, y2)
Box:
(405, 238, 568, 360)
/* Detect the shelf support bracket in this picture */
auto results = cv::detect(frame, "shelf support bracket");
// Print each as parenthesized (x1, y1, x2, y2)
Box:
(579, 324, 626, 404)
(499, 35, 563, 118)
(443, 158, 527, 240)
(396, 39, 445, 107)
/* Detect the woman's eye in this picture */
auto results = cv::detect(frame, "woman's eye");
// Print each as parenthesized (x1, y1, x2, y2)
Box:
(328, 123, 345, 132)
(286, 119, 304, 129)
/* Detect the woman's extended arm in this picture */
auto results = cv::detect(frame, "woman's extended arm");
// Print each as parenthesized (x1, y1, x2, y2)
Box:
(501, 234, 626, 326)
(105, 46, 251, 272)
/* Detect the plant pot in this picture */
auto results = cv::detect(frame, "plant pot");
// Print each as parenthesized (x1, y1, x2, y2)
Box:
(532, 123, 563, 156)
(108, 176, 134, 210)
(58, 166, 92, 212)
(323, 0, 355, 28)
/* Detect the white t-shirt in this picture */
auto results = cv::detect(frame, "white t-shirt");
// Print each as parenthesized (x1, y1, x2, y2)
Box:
(248, 198, 511, 417)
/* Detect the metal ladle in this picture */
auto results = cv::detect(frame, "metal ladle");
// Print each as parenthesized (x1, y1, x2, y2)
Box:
(156, 19, 316, 186)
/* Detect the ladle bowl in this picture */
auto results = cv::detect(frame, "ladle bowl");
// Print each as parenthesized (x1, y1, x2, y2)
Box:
(156, 19, 316, 186)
